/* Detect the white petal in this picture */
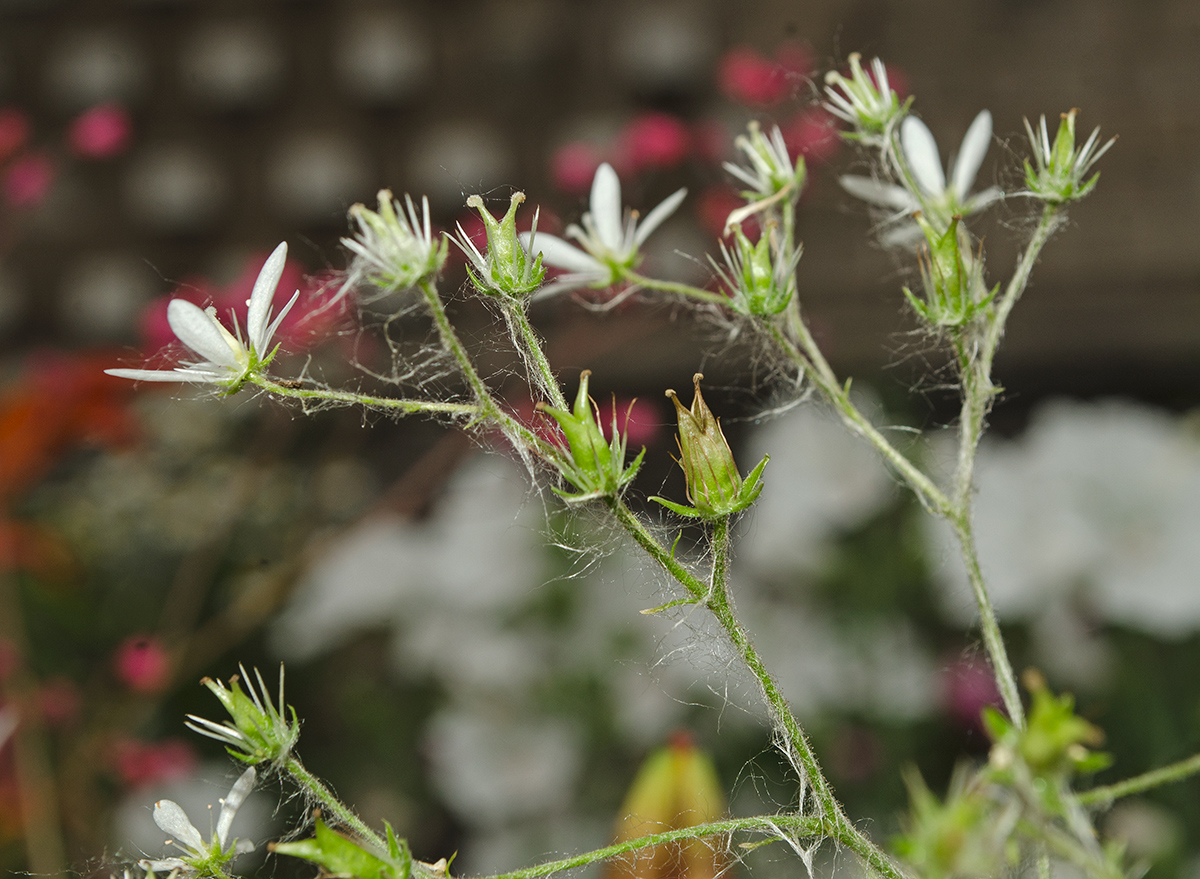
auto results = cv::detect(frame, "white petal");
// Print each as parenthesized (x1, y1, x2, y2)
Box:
(530, 272, 606, 301)
(520, 232, 603, 274)
(633, 187, 686, 247)
(247, 242, 288, 355)
(153, 800, 206, 853)
(589, 163, 623, 251)
(964, 186, 1004, 214)
(105, 367, 214, 383)
(262, 290, 299, 353)
(900, 116, 946, 196)
(839, 176, 917, 212)
(950, 110, 993, 203)
(167, 300, 241, 368)
(216, 767, 257, 846)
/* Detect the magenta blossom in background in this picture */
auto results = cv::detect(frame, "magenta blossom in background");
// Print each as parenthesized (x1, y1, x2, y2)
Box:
(782, 109, 841, 165)
(37, 677, 81, 727)
(616, 112, 691, 175)
(3, 152, 55, 208)
(113, 635, 171, 695)
(0, 107, 30, 163)
(717, 42, 812, 106)
(596, 395, 662, 447)
(111, 737, 197, 789)
(942, 655, 1004, 732)
(551, 141, 604, 194)
(68, 103, 133, 159)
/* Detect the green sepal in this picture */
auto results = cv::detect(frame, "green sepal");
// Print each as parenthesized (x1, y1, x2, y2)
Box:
(272, 818, 409, 879)
(649, 496, 707, 519)
(640, 596, 701, 615)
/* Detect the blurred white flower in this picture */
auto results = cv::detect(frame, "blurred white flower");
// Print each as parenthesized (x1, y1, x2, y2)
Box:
(840, 110, 1002, 245)
(737, 402, 894, 579)
(519, 162, 685, 298)
(107, 243, 297, 387)
(927, 398, 1200, 637)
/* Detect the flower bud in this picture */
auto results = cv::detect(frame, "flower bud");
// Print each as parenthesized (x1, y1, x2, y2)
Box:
(712, 223, 799, 316)
(903, 215, 995, 329)
(1023, 110, 1114, 205)
(537, 370, 644, 501)
(456, 191, 545, 301)
(653, 374, 767, 520)
(342, 191, 447, 298)
(185, 664, 299, 768)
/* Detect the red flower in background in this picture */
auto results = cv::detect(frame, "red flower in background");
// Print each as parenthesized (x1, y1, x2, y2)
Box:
(717, 42, 813, 106)
(3, 151, 55, 208)
(781, 108, 841, 165)
(616, 112, 691, 175)
(551, 141, 604, 194)
(0, 107, 30, 163)
(110, 737, 197, 789)
(68, 103, 132, 160)
(113, 635, 171, 695)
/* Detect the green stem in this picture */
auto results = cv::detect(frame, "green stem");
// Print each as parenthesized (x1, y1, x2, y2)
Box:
(419, 279, 498, 413)
(252, 376, 482, 419)
(604, 497, 707, 601)
(285, 756, 387, 851)
(503, 305, 569, 411)
(489, 814, 823, 879)
(622, 271, 730, 306)
(766, 318, 949, 516)
(1077, 753, 1200, 807)
(703, 519, 906, 879)
(949, 515, 1024, 726)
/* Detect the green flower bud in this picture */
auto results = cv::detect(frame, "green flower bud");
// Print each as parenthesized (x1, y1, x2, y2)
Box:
(455, 191, 545, 301)
(892, 767, 1005, 879)
(537, 370, 645, 501)
(903, 215, 995, 329)
(1023, 110, 1115, 205)
(652, 374, 767, 520)
(711, 223, 799, 316)
(342, 191, 448, 298)
(185, 664, 300, 769)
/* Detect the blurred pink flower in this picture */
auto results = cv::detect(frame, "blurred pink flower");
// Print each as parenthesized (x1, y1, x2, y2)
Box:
(717, 42, 811, 106)
(617, 112, 690, 174)
(782, 108, 841, 165)
(551, 141, 604, 194)
(942, 655, 1003, 732)
(111, 737, 197, 788)
(696, 185, 758, 240)
(37, 677, 81, 727)
(0, 107, 30, 163)
(68, 103, 132, 159)
(113, 635, 171, 695)
(597, 395, 662, 447)
(4, 152, 55, 208)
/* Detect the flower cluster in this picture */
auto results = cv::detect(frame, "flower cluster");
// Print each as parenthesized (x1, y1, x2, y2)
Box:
(1023, 109, 1114, 204)
(341, 190, 447, 299)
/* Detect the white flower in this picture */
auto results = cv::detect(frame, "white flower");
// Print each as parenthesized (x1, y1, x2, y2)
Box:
(106, 243, 298, 387)
(139, 766, 257, 875)
(341, 190, 447, 299)
(519, 162, 685, 299)
(840, 110, 1002, 245)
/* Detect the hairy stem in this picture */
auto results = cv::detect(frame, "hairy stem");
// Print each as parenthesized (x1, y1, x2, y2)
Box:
(766, 317, 949, 516)
(622, 270, 729, 305)
(604, 497, 707, 601)
(285, 756, 386, 851)
(503, 305, 569, 411)
(1077, 752, 1200, 807)
(704, 518, 906, 879)
(489, 814, 823, 879)
(253, 377, 482, 418)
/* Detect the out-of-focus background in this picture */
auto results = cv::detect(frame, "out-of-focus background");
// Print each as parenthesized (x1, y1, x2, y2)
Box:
(2, 1, 1200, 877)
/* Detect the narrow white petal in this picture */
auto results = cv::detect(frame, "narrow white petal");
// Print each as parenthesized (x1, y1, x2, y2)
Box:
(246, 242, 288, 354)
(633, 187, 686, 247)
(530, 273, 606, 301)
(105, 367, 202, 383)
(964, 186, 1004, 213)
(589, 163, 623, 251)
(167, 300, 241, 368)
(216, 767, 257, 846)
(950, 110, 993, 202)
(839, 176, 917, 212)
(900, 116, 946, 195)
(262, 291, 300, 353)
(520, 232, 603, 274)
(153, 800, 206, 853)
